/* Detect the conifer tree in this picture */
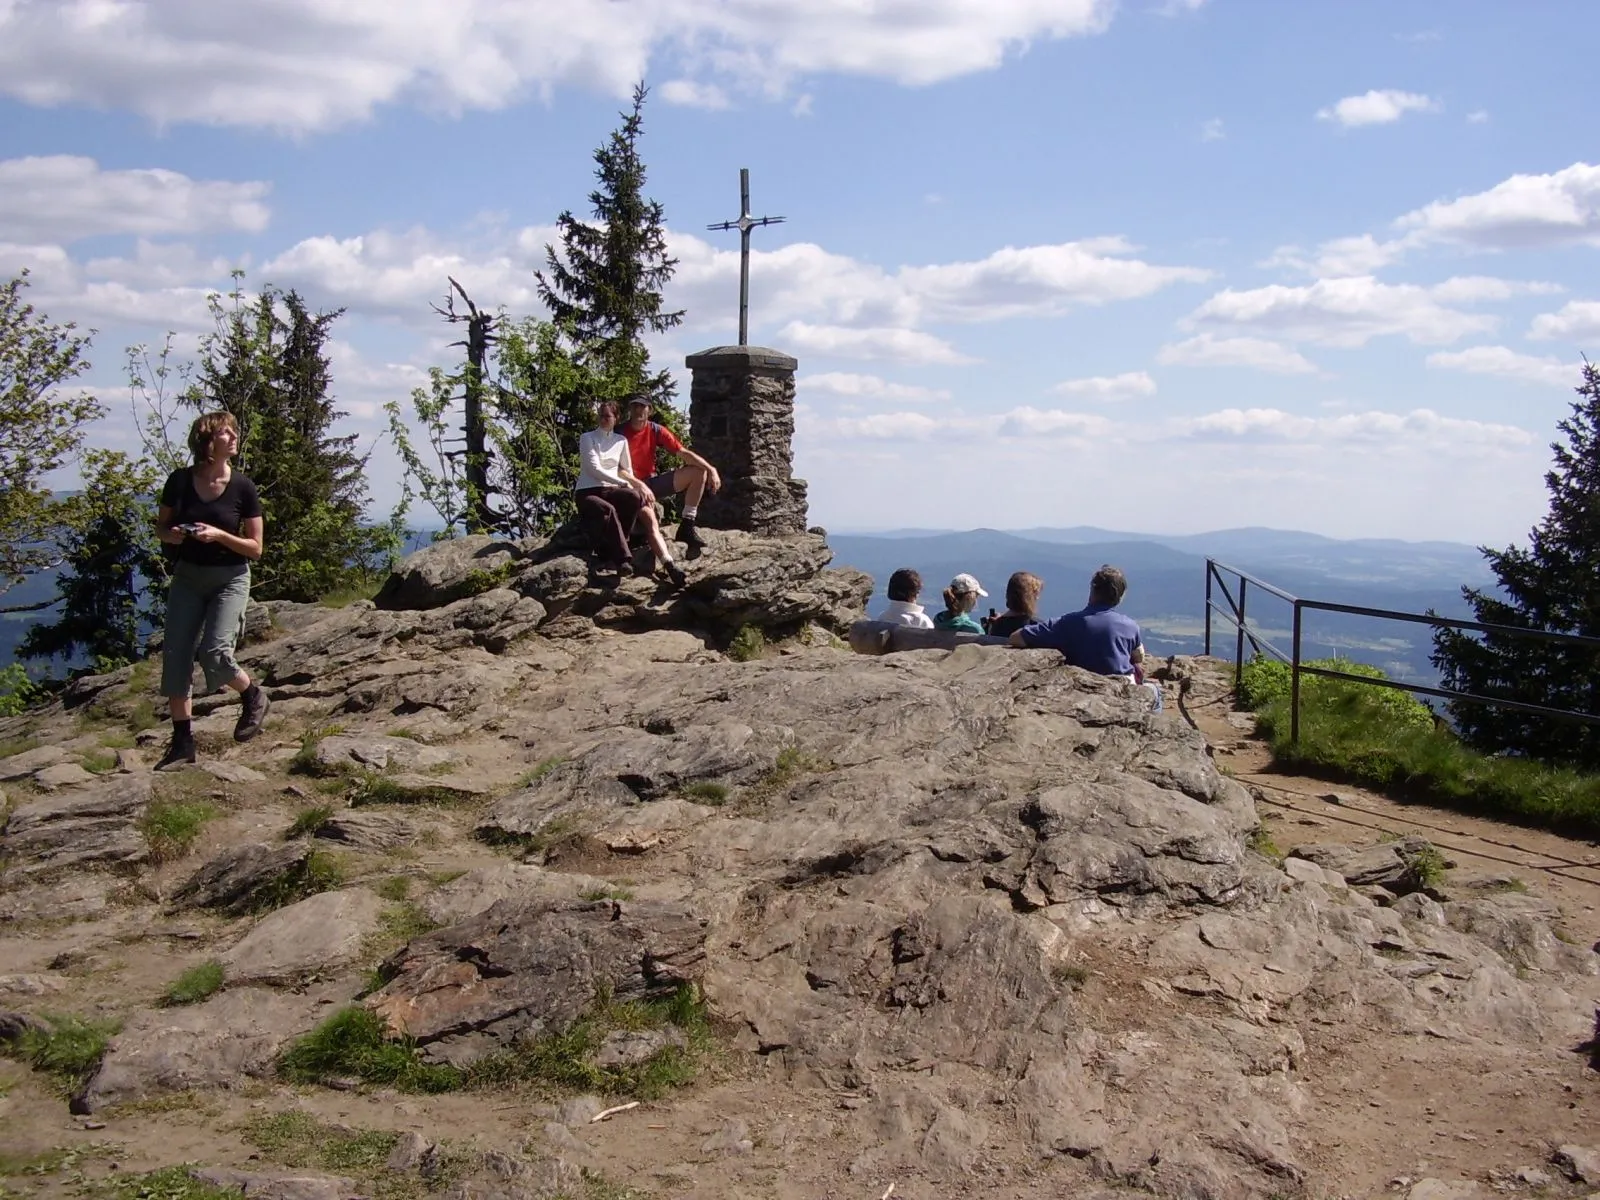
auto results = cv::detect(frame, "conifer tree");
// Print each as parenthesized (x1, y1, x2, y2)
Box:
(536, 82, 685, 423)
(188, 279, 394, 601)
(1431, 360, 1600, 767)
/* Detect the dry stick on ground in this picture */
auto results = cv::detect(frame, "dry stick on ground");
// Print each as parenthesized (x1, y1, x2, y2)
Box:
(590, 1101, 640, 1123)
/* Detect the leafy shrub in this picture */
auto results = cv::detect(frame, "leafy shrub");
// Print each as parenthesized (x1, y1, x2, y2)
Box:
(0, 663, 38, 717)
(726, 624, 766, 663)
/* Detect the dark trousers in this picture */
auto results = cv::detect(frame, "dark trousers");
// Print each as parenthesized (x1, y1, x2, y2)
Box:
(575, 487, 642, 565)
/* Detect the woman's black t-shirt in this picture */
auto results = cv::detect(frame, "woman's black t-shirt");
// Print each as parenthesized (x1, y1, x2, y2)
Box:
(160, 468, 262, 567)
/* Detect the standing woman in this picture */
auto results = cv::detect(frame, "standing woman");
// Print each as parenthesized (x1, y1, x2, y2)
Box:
(574, 401, 687, 587)
(153, 411, 270, 770)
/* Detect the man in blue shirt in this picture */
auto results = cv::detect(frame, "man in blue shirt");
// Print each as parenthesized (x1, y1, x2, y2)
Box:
(1009, 565, 1162, 711)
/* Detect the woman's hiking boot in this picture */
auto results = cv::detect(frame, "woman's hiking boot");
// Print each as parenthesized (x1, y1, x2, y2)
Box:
(155, 726, 197, 771)
(662, 561, 687, 589)
(234, 684, 271, 742)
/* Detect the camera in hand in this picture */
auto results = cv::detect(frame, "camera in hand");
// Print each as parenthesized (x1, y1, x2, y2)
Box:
(177, 523, 203, 536)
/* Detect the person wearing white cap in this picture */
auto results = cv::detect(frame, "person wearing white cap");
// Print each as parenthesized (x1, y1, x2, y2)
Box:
(932, 572, 988, 633)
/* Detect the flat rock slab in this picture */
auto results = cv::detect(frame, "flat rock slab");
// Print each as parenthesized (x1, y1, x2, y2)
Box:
(419, 863, 619, 927)
(0, 745, 65, 780)
(367, 897, 708, 1059)
(75, 988, 320, 1112)
(1290, 837, 1434, 892)
(32, 762, 99, 790)
(202, 761, 269, 784)
(0, 874, 112, 922)
(192, 1167, 360, 1200)
(314, 734, 455, 774)
(171, 841, 313, 914)
(0, 773, 151, 877)
(314, 810, 418, 851)
(221, 888, 387, 984)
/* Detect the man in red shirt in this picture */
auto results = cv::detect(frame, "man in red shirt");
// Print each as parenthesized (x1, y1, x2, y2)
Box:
(619, 397, 722, 558)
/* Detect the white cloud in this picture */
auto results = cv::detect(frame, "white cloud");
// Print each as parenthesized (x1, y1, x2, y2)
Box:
(0, 239, 221, 331)
(1425, 346, 1580, 388)
(817, 411, 947, 440)
(659, 79, 730, 110)
(1427, 276, 1561, 303)
(1173, 406, 1532, 447)
(1049, 371, 1157, 401)
(1317, 89, 1440, 128)
(800, 372, 951, 403)
(1157, 334, 1317, 374)
(1394, 162, 1600, 250)
(1528, 300, 1600, 343)
(1467, 109, 1489, 124)
(1200, 117, 1225, 142)
(1187, 276, 1498, 347)
(0, 0, 1115, 133)
(326, 340, 431, 419)
(1263, 233, 1408, 279)
(997, 407, 1113, 438)
(779, 321, 976, 365)
(0, 155, 270, 243)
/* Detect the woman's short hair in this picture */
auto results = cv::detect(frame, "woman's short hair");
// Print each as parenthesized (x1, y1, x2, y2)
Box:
(886, 567, 922, 602)
(596, 400, 620, 422)
(188, 411, 239, 464)
(1089, 564, 1128, 606)
(1005, 571, 1043, 618)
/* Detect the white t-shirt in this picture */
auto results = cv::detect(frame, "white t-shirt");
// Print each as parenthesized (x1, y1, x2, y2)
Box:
(875, 599, 934, 629)
(575, 429, 633, 491)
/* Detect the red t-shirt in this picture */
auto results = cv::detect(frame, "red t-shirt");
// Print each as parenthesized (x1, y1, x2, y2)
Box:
(620, 420, 683, 480)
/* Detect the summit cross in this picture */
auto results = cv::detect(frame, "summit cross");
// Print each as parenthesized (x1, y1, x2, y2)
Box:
(706, 167, 785, 347)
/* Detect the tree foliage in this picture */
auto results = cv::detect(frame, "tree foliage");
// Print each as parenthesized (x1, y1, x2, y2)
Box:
(1432, 360, 1600, 768)
(0, 271, 104, 593)
(536, 81, 686, 426)
(19, 449, 163, 670)
(187, 279, 398, 601)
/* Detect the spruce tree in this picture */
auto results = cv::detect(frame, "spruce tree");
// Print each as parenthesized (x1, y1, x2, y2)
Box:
(189, 280, 392, 601)
(536, 82, 685, 423)
(1431, 360, 1600, 767)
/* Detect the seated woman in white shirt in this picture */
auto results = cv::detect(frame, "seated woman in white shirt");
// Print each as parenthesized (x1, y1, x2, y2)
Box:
(574, 401, 686, 587)
(873, 567, 935, 628)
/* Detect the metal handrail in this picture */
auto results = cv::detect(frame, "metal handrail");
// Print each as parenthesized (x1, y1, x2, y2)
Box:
(1202, 558, 1600, 744)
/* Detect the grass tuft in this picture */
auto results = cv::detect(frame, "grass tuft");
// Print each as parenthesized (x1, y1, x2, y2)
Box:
(678, 780, 729, 806)
(160, 960, 224, 1007)
(1246, 826, 1284, 864)
(239, 1110, 399, 1173)
(139, 798, 219, 863)
(7, 1014, 120, 1090)
(81, 749, 120, 775)
(250, 850, 347, 913)
(285, 803, 335, 839)
(579, 885, 635, 902)
(278, 1007, 461, 1094)
(374, 874, 412, 902)
(725, 624, 766, 663)
(82, 1165, 245, 1199)
(349, 773, 463, 807)
(1240, 654, 1600, 839)
(513, 756, 565, 790)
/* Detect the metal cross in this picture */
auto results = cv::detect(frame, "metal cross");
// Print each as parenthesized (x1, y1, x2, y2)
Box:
(707, 167, 785, 346)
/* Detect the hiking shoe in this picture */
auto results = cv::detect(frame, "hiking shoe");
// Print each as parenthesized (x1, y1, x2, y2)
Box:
(662, 561, 687, 589)
(234, 685, 271, 742)
(675, 518, 706, 548)
(155, 729, 197, 771)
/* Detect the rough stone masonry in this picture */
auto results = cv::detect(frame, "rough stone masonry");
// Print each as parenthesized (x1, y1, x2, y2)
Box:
(685, 344, 810, 536)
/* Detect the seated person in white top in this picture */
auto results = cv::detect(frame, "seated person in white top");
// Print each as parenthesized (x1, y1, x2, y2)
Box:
(874, 568, 935, 628)
(574, 401, 686, 587)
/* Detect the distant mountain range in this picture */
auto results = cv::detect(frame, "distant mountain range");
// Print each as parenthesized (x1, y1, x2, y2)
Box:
(828, 526, 1499, 684)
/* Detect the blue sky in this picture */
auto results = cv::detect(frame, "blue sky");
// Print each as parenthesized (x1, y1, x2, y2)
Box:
(2, 0, 1597, 544)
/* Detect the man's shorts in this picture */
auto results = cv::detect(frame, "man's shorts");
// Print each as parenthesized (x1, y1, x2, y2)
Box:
(646, 471, 679, 500)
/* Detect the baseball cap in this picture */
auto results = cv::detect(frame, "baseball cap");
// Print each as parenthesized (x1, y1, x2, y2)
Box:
(950, 573, 988, 597)
(627, 396, 650, 409)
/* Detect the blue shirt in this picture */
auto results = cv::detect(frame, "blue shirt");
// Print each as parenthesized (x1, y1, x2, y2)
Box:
(1017, 603, 1143, 676)
(933, 610, 984, 634)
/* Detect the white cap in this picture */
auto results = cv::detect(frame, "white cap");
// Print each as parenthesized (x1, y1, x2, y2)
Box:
(950, 572, 988, 597)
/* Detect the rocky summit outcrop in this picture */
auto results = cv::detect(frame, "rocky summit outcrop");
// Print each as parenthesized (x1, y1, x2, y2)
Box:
(0, 525, 1597, 1199)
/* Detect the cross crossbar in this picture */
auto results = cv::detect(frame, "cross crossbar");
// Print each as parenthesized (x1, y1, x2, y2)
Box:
(706, 167, 785, 346)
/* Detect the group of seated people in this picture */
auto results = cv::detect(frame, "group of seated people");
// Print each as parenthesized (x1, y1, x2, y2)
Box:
(874, 564, 1164, 711)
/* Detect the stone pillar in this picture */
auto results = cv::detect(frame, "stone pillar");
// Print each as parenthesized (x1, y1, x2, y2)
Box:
(684, 345, 809, 535)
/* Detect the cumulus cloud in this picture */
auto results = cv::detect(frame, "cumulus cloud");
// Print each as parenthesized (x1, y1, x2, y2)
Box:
(1394, 162, 1600, 251)
(1425, 346, 1580, 388)
(779, 321, 976, 365)
(1528, 300, 1600, 343)
(0, 155, 270, 243)
(997, 407, 1113, 438)
(1156, 334, 1317, 374)
(659, 79, 730, 109)
(1186, 276, 1499, 347)
(0, 238, 221, 331)
(1173, 406, 1531, 447)
(1050, 371, 1157, 401)
(1316, 89, 1440, 128)
(0, 0, 1115, 133)
(800, 372, 951, 403)
(1263, 234, 1408, 279)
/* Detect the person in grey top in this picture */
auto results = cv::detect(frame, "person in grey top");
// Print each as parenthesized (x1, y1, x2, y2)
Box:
(153, 411, 270, 769)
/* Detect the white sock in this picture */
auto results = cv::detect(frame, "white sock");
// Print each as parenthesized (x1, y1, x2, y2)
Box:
(660, 551, 675, 565)
(682, 507, 698, 521)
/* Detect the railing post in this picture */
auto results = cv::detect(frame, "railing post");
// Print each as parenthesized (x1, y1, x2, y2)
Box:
(1291, 600, 1303, 746)
(1204, 561, 1213, 657)
(1234, 577, 1247, 691)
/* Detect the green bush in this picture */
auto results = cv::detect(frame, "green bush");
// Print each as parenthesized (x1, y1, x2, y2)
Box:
(726, 624, 766, 663)
(0, 663, 38, 717)
(1238, 653, 1600, 837)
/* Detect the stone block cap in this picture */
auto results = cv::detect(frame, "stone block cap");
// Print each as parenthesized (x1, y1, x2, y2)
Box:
(685, 345, 798, 371)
